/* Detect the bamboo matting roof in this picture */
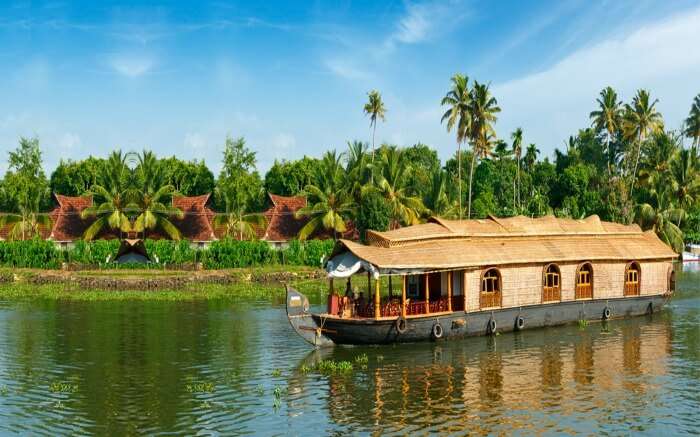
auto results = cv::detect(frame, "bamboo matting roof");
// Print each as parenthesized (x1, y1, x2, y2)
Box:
(344, 215, 677, 270)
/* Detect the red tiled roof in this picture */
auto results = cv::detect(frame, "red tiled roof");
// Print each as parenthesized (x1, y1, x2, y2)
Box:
(171, 194, 216, 241)
(262, 194, 308, 242)
(50, 194, 100, 241)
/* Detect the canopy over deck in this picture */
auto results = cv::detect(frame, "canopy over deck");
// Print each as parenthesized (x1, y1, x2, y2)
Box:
(325, 215, 677, 274)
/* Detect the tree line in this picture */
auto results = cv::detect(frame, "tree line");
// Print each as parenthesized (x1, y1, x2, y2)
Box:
(0, 82, 698, 251)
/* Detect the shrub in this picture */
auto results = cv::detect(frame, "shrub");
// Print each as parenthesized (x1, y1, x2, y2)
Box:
(282, 239, 334, 267)
(70, 240, 120, 265)
(201, 239, 279, 269)
(0, 239, 62, 268)
(356, 191, 390, 242)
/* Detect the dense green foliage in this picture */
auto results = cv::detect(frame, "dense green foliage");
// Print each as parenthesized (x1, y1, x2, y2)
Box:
(0, 238, 335, 269)
(1, 86, 698, 250)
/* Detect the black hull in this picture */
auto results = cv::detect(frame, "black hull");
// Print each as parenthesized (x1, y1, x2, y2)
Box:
(301, 294, 670, 346)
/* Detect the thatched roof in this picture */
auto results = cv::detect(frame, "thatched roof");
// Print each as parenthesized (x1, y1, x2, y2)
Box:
(336, 215, 677, 270)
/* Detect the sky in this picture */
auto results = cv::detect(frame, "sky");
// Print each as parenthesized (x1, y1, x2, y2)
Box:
(1, 0, 699, 175)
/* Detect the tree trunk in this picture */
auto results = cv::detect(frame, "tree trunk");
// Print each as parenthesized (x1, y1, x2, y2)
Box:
(457, 143, 462, 220)
(630, 132, 643, 199)
(468, 150, 477, 220)
(517, 159, 521, 212)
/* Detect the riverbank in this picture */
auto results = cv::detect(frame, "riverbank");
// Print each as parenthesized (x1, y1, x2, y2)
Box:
(0, 266, 327, 301)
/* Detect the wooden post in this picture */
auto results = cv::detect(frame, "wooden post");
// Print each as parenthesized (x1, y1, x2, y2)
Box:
(463, 271, 468, 312)
(374, 277, 381, 319)
(447, 271, 453, 312)
(401, 275, 407, 318)
(424, 274, 430, 314)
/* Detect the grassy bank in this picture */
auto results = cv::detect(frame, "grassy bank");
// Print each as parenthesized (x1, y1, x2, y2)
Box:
(0, 266, 328, 301)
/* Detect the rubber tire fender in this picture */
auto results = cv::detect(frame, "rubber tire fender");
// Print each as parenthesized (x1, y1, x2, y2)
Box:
(395, 317, 408, 334)
(432, 322, 444, 339)
(603, 306, 612, 320)
(515, 315, 525, 331)
(488, 318, 497, 334)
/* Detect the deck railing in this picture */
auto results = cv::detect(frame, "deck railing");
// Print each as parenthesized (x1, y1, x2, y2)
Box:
(354, 296, 462, 318)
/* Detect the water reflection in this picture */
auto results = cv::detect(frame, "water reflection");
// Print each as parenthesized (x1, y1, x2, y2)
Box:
(0, 268, 696, 435)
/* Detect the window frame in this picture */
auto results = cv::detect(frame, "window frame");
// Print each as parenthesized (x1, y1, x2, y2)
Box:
(479, 267, 502, 309)
(542, 263, 561, 303)
(575, 262, 594, 300)
(624, 261, 641, 296)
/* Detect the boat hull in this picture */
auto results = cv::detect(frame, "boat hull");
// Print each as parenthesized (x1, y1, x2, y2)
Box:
(306, 294, 670, 345)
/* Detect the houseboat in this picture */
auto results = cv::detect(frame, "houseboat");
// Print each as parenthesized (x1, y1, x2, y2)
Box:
(286, 215, 678, 347)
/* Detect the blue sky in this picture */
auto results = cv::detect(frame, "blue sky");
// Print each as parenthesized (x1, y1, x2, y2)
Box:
(1, 0, 699, 175)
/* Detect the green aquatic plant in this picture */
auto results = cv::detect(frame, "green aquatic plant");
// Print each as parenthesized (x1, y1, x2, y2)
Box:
(49, 381, 78, 394)
(315, 359, 354, 374)
(186, 381, 215, 394)
(300, 364, 311, 374)
(271, 368, 282, 377)
(354, 353, 368, 365)
(578, 319, 589, 330)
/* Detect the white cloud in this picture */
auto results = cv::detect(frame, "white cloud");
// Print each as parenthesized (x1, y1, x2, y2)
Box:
(493, 6, 700, 156)
(383, 0, 469, 51)
(272, 133, 296, 150)
(184, 132, 206, 150)
(106, 53, 155, 77)
(58, 132, 81, 150)
(324, 58, 371, 80)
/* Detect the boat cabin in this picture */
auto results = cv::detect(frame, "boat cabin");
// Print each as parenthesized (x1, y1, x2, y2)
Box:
(324, 215, 677, 320)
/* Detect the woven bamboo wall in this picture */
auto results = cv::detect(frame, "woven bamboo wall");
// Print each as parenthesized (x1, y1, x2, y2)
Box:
(463, 260, 672, 312)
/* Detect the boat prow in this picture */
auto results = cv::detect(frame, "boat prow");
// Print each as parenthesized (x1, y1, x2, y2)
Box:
(285, 286, 335, 347)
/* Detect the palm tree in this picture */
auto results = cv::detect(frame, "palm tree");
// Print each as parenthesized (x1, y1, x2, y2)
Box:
(467, 81, 501, 218)
(81, 151, 132, 241)
(213, 188, 267, 240)
(440, 74, 471, 219)
(0, 185, 51, 240)
(524, 143, 540, 173)
(368, 147, 426, 227)
(131, 151, 183, 240)
(345, 140, 372, 203)
(296, 151, 353, 240)
(511, 128, 523, 211)
(423, 167, 458, 219)
(683, 94, 700, 151)
(590, 87, 623, 172)
(363, 90, 386, 159)
(622, 89, 664, 198)
(670, 147, 700, 223)
(635, 181, 685, 253)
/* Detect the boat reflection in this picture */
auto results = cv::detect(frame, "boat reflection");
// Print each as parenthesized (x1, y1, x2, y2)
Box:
(289, 315, 672, 434)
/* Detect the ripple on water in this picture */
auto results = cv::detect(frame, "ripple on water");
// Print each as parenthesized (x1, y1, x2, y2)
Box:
(0, 270, 698, 435)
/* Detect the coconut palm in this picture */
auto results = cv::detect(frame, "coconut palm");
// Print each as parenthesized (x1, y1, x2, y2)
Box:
(345, 140, 373, 202)
(511, 128, 523, 211)
(369, 147, 426, 227)
(670, 147, 700, 220)
(524, 143, 540, 172)
(590, 87, 623, 172)
(441, 73, 471, 219)
(467, 81, 501, 218)
(363, 90, 386, 159)
(296, 151, 353, 240)
(423, 167, 458, 219)
(684, 94, 700, 150)
(81, 151, 132, 240)
(622, 89, 664, 197)
(635, 182, 685, 253)
(131, 151, 183, 240)
(213, 188, 267, 240)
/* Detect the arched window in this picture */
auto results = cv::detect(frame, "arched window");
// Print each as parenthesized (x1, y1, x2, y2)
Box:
(668, 267, 676, 293)
(624, 262, 641, 296)
(542, 263, 561, 302)
(575, 262, 593, 299)
(480, 268, 502, 309)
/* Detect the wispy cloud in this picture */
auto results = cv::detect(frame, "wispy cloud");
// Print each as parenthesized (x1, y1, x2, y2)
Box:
(493, 5, 700, 154)
(105, 53, 156, 77)
(324, 58, 371, 81)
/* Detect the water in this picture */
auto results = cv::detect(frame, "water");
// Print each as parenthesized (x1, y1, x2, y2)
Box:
(0, 268, 697, 436)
